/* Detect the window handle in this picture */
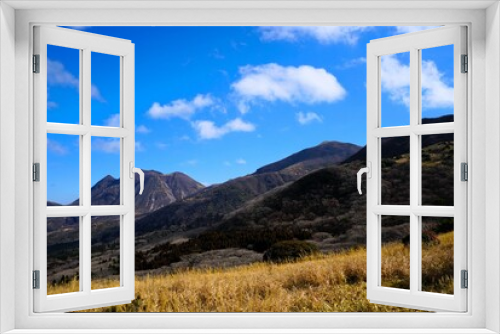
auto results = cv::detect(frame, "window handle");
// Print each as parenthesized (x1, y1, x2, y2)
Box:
(129, 162, 145, 195)
(357, 162, 371, 195)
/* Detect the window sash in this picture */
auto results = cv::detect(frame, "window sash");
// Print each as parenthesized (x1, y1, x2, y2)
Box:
(33, 26, 136, 313)
(366, 26, 468, 312)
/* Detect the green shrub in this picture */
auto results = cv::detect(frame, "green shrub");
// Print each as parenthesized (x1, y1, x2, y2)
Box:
(263, 240, 318, 263)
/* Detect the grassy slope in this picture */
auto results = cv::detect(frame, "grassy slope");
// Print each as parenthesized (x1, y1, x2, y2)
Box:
(49, 232, 453, 313)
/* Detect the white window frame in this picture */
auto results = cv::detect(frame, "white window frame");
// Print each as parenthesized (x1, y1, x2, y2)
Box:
(33, 26, 136, 312)
(0, 1, 498, 333)
(366, 26, 467, 312)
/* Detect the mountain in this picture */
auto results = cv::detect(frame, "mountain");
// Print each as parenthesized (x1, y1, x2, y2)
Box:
(47, 116, 454, 277)
(135, 141, 362, 237)
(255, 141, 360, 175)
(47, 171, 204, 233)
(344, 114, 453, 164)
(136, 139, 454, 270)
(134, 171, 205, 214)
(211, 137, 452, 249)
(69, 170, 204, 214)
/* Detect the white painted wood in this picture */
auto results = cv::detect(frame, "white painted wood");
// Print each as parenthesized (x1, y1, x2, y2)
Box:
(0, 2, 17, 333)
(485, 3, 500, 332)
(33, 26, 135, 313)
(366, 26, 467, 312)
(46, 123, 130, 137)
(3, 0, 497, 10)
(9, 6, 489, 333)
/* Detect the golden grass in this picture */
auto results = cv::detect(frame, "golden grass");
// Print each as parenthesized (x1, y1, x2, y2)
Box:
(48, 232, 454, 312)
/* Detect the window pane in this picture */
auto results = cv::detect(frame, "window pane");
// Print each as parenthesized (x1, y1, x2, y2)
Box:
(47, 133, 80, 206)
(381, 52, 410, 127)
(381, 216, 410, 289)
(91, 216, 121, 290)
(47, 45, 80, 124)
(421, 217, 454, 294)
(421, 134, 454, 206)
(91, 52, 120, 127)
(91, 137, 121, 205)
(420, 45, 454, 124)
(47, 216, 80, 295)
(381, 136, 410, 205)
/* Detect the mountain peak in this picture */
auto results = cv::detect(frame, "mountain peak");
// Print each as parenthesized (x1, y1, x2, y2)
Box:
(254, 140, 361, 175)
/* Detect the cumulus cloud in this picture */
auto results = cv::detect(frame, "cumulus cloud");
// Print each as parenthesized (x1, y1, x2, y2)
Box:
(135, 141, 145, 152)
(92, 138, 120, 154)
(47, 59, 104, 101)
(136, 125, 151, 134)
(147, 94, 214, 120)
(296, 111, 322, 125)
(380, 55, 411, 106)
(232, 63, 346, 113)
(258, 26, 371, 45)
(104, 113, 120, 127)
(64, 26, 90, 31)
(336, 57, 366, 70)
(395, 26, 440, 34)
(47, 138, 67, 155)
(381, 54, 453, 109)
(192, 118, 255, 140)
(421, 61, 454, 108)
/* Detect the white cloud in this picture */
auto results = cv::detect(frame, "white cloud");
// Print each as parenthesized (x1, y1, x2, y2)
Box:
(92, 138, 120, 153)
(232, 63, 346, 113)
(380, 55, 411, 106)
(296, 111, 322, 125)
(47, 101, 58, 109)
(47, 59, 104, 101)
(421, 60, 454, 108)
(147, 94, 214, 120)
(193, 118, 255, 140)
(47, 138, 67, 155)
(236, 158, 247, 165)
(64, 26, 90, 31)
(336, 57, 366, 70)
(104, 113, 120, 127)
(258, 26, 371, 45)
(156, 142, 168, 150)
(395, 26, 440, 34)
(135, 141, 145, 152)
(380, 54, 453, 109)
(136, 125, 151, 134)
(211, 48, 225, 59)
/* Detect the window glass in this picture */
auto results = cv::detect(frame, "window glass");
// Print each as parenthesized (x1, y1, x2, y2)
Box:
(46, 45, 80, 124)
(47, 216, 80, 295)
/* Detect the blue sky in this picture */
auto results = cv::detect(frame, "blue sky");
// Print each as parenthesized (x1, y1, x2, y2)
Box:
(46, 26, 454, 204)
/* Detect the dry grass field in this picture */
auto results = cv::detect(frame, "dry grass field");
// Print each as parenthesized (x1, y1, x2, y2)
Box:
(47, 232, 454, 312)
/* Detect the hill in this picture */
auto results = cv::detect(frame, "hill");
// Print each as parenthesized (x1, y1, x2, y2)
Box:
(50, 231, 454, 312)
(255, 141, 360, 174)
(134, 138, 452, 271)
(70, 170, 204, 214)
(343, 114, 453, 164)
(135, 141, 361, 237)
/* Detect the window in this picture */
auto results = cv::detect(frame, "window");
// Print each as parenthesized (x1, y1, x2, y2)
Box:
(363, 26, 467, 312)
(33, 26, 142, 312)
(3, 3, 494, 333)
